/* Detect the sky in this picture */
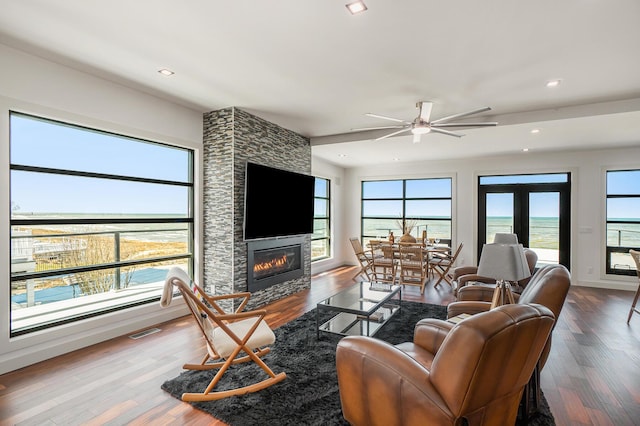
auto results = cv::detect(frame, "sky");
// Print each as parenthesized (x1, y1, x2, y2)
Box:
(10, 113, 638, 220)
(10, 113, 191, 215)
(363, 174, 639, 220)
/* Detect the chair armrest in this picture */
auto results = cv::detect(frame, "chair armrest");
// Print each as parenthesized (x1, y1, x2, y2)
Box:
(216, 308, 268, 322)
(451, 266, 478, 281)
(457, 274, 497, 286)
(456, 284, 496, 302)
(412, 319, 455, 354)
(203, 291, 251, 301)
(337, 336, 453, 425)
(446, 301, 491, 319)
(201, 291, 251, 314)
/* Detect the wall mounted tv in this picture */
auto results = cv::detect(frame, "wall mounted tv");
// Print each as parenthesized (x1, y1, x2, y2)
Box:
(243, 162, 315, 240)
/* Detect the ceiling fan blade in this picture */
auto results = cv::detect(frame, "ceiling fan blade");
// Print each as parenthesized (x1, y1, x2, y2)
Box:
(429, 127, 463, 138)
(351, 125, 406, 131)
(418, 101, 433, 121)
(375, 127, 411, 141)
(431, 122, 498, 128)
(430, 107, 492, 124)
(365, 113, 411, 124)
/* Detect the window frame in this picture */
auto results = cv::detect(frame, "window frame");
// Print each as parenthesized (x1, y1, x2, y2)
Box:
(477, 172, 571, 268)
(605, 168, 640, 276)
(9, 111, 195, 336)
(312, 176, 331, 261)
(360, 177, 453, 247)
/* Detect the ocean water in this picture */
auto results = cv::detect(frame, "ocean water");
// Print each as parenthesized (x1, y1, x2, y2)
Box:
(365, 216, 640, 250)
(487, 216, 560, 249)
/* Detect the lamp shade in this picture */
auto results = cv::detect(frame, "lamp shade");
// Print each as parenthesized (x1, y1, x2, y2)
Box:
(493, 233, 519, 244)
(477, 243, 531, 282)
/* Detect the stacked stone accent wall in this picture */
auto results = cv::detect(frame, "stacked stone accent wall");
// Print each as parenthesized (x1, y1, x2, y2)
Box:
(203, 107, 312, 309)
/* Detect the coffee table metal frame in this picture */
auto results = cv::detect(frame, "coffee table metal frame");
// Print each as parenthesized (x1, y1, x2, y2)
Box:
(316, 281, 401, 339)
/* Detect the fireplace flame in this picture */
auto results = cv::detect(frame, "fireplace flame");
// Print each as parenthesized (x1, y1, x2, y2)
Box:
(254, 254, 288, 274)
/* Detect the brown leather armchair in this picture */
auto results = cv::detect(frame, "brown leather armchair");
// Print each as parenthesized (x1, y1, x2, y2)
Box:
(451, 248, 538, 296)
(336, 304, 555, 426)
(448, 264, 571, 419)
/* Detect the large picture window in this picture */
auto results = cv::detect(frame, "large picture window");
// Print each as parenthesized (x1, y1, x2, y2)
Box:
(9, 112, 194, 336)
(361, 178, 452, 246)
(606, 169, 640, 275)
(312, 177, 330, 261)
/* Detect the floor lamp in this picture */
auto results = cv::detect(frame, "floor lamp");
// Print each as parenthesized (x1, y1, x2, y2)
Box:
(476, 243, 532, 309)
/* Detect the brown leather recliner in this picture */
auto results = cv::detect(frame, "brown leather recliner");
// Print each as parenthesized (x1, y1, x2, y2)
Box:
(448, 264, 571, 419)
(451, 248, 538, 297)
(336, 304, 555, 426)
(450, 263, 566, 310)
(449, 265, 570, 365)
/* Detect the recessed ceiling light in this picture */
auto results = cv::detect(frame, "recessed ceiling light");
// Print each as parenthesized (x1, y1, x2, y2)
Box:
(346, 1, 367, 15)
(338, 154, 348, 158)
(393, 157, 400, 161)
(531, 129, 540, 134)
(522, 148, 530, 152)
(158, 68, 175, 76)
(546, 79, 561, 88)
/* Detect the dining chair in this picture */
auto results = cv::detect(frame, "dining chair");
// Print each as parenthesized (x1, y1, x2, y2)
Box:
(349, 237, 374, 281)
(371, 241, 398, 285)
(428, 242, 464, 288)
(628, 249, 640, 324)
(398, 242, 429, 293)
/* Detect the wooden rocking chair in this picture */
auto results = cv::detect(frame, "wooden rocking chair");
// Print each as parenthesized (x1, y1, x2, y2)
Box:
(161, 267, 286, 401)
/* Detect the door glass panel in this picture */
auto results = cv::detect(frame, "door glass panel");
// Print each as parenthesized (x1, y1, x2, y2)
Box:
(529, 192, 559, 266)
(480, 174, 568, 185)
(486, 193, 514, 243)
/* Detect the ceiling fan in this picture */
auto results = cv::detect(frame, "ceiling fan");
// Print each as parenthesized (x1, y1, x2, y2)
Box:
(354, 101, 498, 143)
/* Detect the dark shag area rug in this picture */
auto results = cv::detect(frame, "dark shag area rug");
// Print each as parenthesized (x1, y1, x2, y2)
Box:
(162, 301, 555, 426)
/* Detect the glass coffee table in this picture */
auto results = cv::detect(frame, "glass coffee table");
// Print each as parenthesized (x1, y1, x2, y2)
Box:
(316, 282, 401, 339)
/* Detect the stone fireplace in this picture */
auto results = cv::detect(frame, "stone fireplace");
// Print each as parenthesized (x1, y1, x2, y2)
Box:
(202, 107, 311, 310)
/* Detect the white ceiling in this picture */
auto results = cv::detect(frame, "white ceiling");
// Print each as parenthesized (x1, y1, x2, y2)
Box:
(1, 0, 640, 167)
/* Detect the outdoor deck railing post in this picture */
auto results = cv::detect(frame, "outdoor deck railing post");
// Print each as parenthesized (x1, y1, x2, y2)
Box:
(114, 232, 121, 290)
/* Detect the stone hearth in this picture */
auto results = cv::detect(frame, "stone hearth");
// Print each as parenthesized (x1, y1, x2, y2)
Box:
(202, 107, 311, 310)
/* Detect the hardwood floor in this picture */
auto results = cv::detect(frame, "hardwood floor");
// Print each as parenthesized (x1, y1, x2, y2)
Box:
(1, 265, 639, 425)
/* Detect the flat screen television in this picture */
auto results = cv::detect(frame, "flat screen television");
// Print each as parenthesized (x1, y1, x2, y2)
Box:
(243, 162, 315, 240)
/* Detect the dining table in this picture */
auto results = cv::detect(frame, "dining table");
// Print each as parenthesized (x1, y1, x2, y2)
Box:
(367, 240, 452, 280)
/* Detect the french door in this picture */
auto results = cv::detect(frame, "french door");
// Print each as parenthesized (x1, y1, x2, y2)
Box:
(478, 174, 571, 269)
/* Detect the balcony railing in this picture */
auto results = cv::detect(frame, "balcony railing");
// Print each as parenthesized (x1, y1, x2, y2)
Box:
(10, 227, 192, 335)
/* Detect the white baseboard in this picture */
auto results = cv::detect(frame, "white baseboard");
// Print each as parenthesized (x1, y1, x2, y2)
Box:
(573, 279, 637, 291)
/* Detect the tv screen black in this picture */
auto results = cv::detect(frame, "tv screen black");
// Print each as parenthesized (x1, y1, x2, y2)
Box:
(244, 162, 315, 240)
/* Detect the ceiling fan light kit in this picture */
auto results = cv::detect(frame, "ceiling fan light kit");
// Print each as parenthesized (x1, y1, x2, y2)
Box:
(411, 125, 431, 135)
(356, 101, 498, 142)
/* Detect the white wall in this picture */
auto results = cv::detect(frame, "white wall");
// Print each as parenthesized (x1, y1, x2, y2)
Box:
(2, 38, 638, 374)
(0, 43, 203, 374)
(336, 147, 640, 291)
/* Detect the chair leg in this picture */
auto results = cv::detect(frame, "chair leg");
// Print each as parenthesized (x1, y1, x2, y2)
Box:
(183, 347, 271, 370)
(627, 282, 640, 323)
(352, 260, 373, 281)
(182, 345, 286, 402)
(518, 362, 541, 424)
(352, 266, 367, 281)
(433, 268, 446, 288)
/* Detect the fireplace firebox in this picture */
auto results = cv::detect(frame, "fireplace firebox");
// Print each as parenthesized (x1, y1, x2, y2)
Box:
(247, 236, 304, 292)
